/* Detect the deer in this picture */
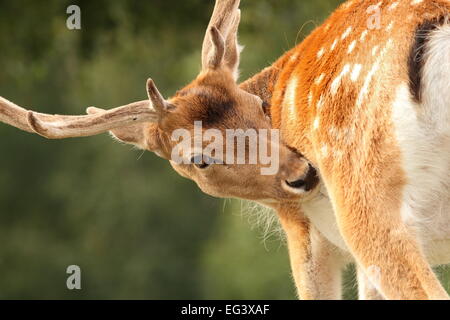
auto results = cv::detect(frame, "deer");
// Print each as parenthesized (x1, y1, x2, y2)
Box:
(1, 0, 450, 300)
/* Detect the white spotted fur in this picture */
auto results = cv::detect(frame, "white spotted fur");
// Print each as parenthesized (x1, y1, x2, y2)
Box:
(300, 24, 450, 269)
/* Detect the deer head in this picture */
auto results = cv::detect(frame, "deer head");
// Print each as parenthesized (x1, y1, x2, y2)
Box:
(0, 0, 319, 206)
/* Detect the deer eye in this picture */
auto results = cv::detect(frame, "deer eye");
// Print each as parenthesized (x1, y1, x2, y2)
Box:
(190, 155, 210, 169)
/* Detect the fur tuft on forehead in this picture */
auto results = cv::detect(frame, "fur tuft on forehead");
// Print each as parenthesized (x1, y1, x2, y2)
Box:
(166, 70, 240, 130)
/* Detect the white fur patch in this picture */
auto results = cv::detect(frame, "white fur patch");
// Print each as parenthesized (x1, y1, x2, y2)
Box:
(308, 91, 313, 107)
(284, 77, 298, 120)
(315, 73, 325, 85)
(328, 126, 340, 138)
(358, 61, 378, 106)
(356, 39, 392, 107)
(331, 64, 350, 94)
(350, 64, 362, 82)
(421, 24, 450, 133)
(360, 30, 368, 42)
(388, 1, 399, 11)
(317, 47, 325, 59)
(347, 40, 357, 53)
(317, 94, 325, 109)
(320, 144, 329, 158)
(313, 117, 320, 130)
(392, 82, 450, 263)
(341, 27, 352, 40)
(393, 26, 450, 251)
(330, 39, 338, 51)
(302, 185, 348, 251)
(371, 45, 379, 56)
(386, 22, 394, 32)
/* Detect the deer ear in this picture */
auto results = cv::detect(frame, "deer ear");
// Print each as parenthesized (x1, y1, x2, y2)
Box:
(86, 107, 150, 149)
(87, 107, 168, 158)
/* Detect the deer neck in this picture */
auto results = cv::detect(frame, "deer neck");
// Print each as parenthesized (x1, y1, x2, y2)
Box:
(238, 47, 296, 111)
(239, 48, 316, 163)
(239, 64, 280, 108)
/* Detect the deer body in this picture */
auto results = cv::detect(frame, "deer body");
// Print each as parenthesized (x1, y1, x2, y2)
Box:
(262, 0, 450, 299)
(1, 0, 450, 299)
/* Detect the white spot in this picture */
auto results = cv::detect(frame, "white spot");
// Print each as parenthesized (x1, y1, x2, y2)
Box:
(388, 1, 399, 10)
(331, 64, 351, 94)
(357, 62, 380, 107)
(386, 21, 394, 32)
(317, 47, 325, 59)
(350, 64, 362, 82)
(411, 0, 423, 4)
(315, 73, 325, 85)
(360, 30, 368, 42)
(385, 39, 393, 51)
(341, 27, 352, 40)
(313, 117, 320, 130)
(356, 39, 393, 107)
(284, 77, 298, 119)
(371, 45, 379, 56)
(347, 40, 357, 53)
(333, 149, 344, 160)
(342, 127, 356, 144)
(328, 126, 340, 138)
(308, 91, 313, 107)
(330, 39, 339, 51)
(341, 0, 354, 10)
(320, 145, 329, 158)
(290, 52, 299, 62)
(317, 94, 325, 109)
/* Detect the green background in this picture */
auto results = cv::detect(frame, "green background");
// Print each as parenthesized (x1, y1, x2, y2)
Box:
(0, 0, 448, 299)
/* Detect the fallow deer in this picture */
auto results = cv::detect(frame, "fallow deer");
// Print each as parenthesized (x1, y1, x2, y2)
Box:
(1, 0, 450, 300)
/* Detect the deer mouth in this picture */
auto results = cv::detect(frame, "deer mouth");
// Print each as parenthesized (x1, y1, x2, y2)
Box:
(284, 164, 320, 193)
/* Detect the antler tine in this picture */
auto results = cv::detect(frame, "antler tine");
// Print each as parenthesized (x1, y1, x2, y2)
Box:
(201, 0, 241, 70)
(146, 78, 168, 114)
(0, 95, 159, 139)
(206, 26, 226, 69)
(224, 9, 241, 78)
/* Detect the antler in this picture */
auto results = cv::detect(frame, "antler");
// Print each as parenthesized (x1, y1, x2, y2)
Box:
(201, 0, 241, 70)
(0, 95, 158, 139)
(0, 2, 241, 140)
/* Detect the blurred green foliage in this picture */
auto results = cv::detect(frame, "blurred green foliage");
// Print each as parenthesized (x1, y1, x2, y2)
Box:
(0, 0, 448, 299)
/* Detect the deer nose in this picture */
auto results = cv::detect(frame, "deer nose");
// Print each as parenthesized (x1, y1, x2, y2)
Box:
(285, 164, 319, 191)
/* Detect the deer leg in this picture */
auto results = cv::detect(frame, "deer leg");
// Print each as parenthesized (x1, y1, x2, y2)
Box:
(323, 169, 448, 300)
(277, 204, 344, 300)
(357, 265, 385, 300)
